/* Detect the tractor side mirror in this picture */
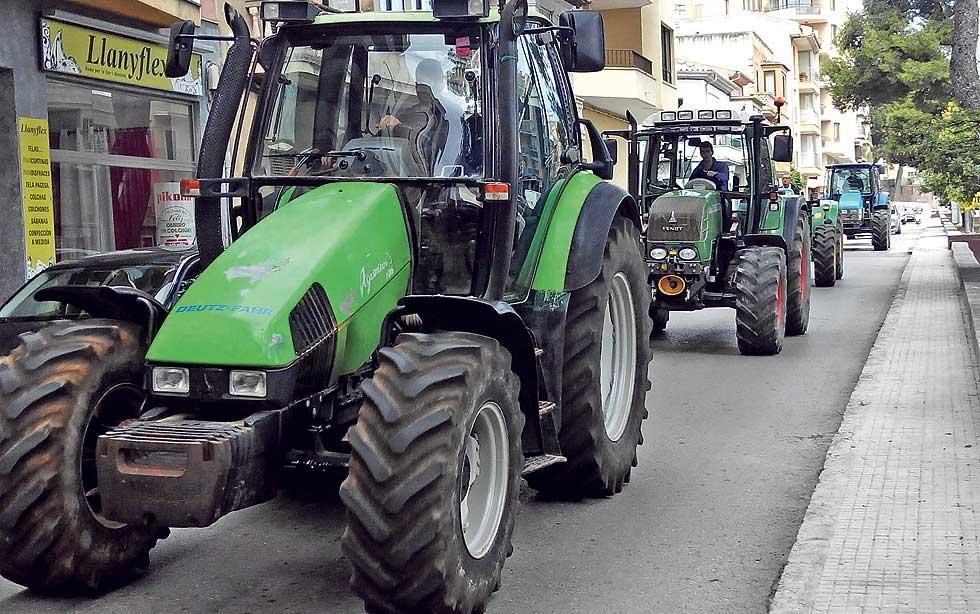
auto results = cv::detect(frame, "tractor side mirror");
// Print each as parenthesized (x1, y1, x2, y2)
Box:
(558, 11, 605, 73)
(603, 138, 619, 165)
(165, 20, 197, 78)
(578, 118, 614, 180)
(772, 134, 793, 162)
(686, 137, 702, 148)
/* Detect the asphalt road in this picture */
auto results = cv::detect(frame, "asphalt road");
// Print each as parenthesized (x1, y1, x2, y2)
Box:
(0, 224, 922, 614)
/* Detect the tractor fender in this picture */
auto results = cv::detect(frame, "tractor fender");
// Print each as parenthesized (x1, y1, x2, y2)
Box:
(389, 295, 546, 454)
(780, 195, 807, 249)
(873, 191, 891, 211)
(564, 181, 642, 291)
(743, 233, 787, 251)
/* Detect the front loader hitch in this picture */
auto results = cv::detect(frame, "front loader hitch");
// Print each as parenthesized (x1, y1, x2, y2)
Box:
(96, 410, 285, 527)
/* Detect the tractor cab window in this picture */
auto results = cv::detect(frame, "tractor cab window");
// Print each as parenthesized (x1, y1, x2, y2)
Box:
(641, 133, 748, 196)
(829, 167, 871, 196)
(255, 28, 484, 181)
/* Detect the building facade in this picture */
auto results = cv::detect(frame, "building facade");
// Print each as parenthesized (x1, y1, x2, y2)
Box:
(0, 0, 252, 302)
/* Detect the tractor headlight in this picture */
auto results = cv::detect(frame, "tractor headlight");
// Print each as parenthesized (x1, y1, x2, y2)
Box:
(229, 370, 267, 398)
(650, 247, 668, 260)
(678, 247, 698, 260)
(152, 367, 190, 395)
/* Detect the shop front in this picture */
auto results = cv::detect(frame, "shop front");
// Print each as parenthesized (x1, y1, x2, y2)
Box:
(34, 17, 204, 274)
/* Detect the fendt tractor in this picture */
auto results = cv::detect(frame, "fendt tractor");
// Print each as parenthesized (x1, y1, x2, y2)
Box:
(808, 194, 844, 287)
(826, 162, 891, 251)
(610, 109, 811, 355)
(0, 3, 654, 613)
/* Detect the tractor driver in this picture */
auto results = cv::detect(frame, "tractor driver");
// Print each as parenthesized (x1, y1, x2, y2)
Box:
(689, 141, 730, 191)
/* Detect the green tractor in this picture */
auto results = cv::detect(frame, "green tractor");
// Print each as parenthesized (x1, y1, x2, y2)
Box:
(0, 3, 653, 612)
(826, 162, 891, 251)
(808, 196, 844, 286)
(611, 109, 811, 355)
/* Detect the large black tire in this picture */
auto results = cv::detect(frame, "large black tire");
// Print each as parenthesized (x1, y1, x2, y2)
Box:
(785, 215, 811, 336)
(871, 211, 891, 251)
(649, 302, 669, 335)
(526, 217, 651, 498)
(0, 320, 160, 592)
(812, 223, 837, 287)
(341, 332, 524, 614)
(835, 225, 844, 280)
(734, 247, 787, 356)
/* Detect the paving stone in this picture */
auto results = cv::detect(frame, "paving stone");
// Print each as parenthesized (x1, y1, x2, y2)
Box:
(770, 228, 980, 614)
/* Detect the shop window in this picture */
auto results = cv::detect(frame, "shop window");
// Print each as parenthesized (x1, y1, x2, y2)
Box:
(47, 81, 197, 259)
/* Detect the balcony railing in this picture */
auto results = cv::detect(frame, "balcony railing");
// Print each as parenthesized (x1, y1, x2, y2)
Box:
(765, 0, 822, 14)
(799, 152, 821, 168)
(605, 49, 654, 76)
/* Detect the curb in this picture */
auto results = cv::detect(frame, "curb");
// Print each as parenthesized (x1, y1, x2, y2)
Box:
(767, 229, 923, 613)
(949, 238, 980, 376)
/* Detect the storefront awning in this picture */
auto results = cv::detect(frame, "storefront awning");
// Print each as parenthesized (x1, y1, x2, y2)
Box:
(65, 0, 201, 27)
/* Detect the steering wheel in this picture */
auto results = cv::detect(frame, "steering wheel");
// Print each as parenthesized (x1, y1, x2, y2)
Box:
(684, 178, 716, 191)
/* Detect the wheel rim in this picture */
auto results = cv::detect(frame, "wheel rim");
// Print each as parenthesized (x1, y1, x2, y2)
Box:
(80, 383, 143, 528)
(776, 274, 786, 329)
(599, 272, 638, 442)
(800, 244, 808, 300)
(460, 401, 509, 559)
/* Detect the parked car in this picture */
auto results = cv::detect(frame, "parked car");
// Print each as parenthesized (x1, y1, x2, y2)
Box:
(891, 204, 902, 234)
(0, 247, 200, 355)
(893, 201, 918, 223)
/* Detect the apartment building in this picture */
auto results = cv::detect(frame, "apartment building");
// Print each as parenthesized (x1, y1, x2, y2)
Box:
(674, 0, 867, 198)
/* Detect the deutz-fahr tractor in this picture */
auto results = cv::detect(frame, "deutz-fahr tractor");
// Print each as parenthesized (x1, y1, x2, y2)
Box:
(610, 109, 811, 355)
(808, 196, 844, 286)
(826, 162, 891, 251)
(0, 3, 654, 613)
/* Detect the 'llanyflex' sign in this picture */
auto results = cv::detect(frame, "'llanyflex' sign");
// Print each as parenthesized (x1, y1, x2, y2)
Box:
(39, 18, 203, 96)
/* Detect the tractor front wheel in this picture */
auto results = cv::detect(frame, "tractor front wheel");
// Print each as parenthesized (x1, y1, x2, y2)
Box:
(527, 217, 651, 499)
(0, 320, 160, 592)
(835, 226, 845, 280)
(786, 215, 811, 336)
(871, 211, 891, 251)
(734, 247, 787, 356)
(812, 224, 838, 287)
(341, 332, 524, 614)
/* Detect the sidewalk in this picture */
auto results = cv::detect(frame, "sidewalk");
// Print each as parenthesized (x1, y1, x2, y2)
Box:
(770, 226, 980, 613)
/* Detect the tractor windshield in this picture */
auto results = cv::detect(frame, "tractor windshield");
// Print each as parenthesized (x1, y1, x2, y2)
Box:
(641, 132, 749, 196)
(254, 26, 484, 181)
(829, 167, 871, 196)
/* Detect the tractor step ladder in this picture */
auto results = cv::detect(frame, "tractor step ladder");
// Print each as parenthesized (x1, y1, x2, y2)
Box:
(522, 401, 566, 476)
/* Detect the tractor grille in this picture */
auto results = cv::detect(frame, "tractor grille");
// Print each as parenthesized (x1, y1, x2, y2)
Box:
(289, 283, 332, 355)
(647, 196, 706, 243)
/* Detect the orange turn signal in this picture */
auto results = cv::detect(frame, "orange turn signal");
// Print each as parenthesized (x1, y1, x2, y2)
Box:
(180, 179, 201, 197)
(657, 275, 686, 296)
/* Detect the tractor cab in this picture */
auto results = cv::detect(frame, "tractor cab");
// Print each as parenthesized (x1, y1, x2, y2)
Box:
(825, 162, 891, 250)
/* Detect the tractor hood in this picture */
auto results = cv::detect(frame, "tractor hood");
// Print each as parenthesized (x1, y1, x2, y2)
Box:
(147, 182, 411, 369)
(838, 192, 865, 210)
(647, 190, 722, 246)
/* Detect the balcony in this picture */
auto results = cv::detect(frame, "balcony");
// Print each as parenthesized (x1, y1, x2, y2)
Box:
(822, 138, 853, 162)
(798, 70, 822, 93)
(798, 151, 822, 174)
(589, 0, 652, 8)
(573, 50, 662, 118)
(763, 0, 829, 23)
(799, 109, 821, 134)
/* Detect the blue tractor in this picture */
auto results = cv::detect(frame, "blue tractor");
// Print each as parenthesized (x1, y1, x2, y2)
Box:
(826, 163, 891, 251)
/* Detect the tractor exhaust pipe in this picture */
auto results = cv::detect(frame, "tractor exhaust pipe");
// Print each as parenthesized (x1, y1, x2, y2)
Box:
(195, 4, 253, 267)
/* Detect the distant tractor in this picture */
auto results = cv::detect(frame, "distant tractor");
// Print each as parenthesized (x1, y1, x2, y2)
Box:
(826, 163, 891, 251)
(809, 197, 843, 286)
(612, 109, 811, 355)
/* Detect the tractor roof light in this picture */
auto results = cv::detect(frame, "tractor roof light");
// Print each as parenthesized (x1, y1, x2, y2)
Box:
(697, 110, 714, 120)
(260, 1, 323, 23)
(660, 111, 677, 122)
(432, 0, 490, 19)
(677, 110, 694, 121)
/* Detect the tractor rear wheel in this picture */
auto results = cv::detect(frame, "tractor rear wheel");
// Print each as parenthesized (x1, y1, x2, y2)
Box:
(0, 320, 160, 592)
(812, 224, 837, 287)
(835, 226, 845, 280)
(871, 211, 890, 251)
(649, 302, 669, 335)
(526, 217, 651, 499)
(734, 247, 786, 356)
(786, 215, 811, 336)
(341, 332, 523, 614)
